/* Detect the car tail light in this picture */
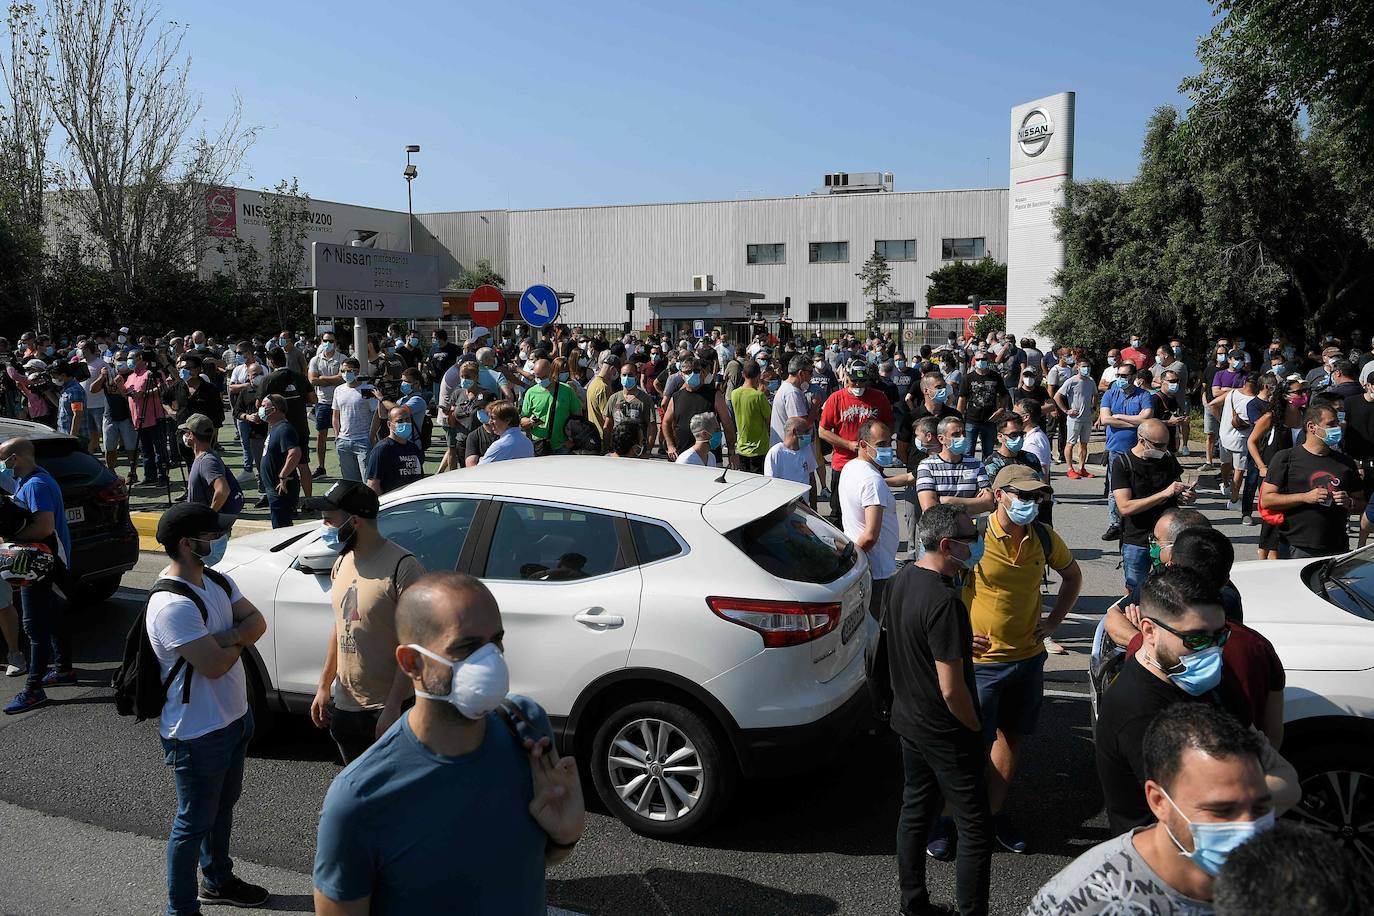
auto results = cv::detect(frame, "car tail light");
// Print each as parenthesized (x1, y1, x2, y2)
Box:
(705, 596, 842, 648)
(97, 481, 127, 503)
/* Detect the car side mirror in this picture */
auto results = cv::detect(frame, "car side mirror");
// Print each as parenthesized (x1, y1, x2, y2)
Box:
(295, 536, 338, 576)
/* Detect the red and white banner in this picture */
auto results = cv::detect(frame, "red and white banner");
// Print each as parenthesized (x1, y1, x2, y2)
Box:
(205, 186, 237, 237)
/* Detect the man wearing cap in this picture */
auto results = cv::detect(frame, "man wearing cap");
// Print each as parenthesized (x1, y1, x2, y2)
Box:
(366, 407, 426, 496)
(585, 352, 620, 445)
(307, 481, 425, 764)
(147, 502, 270, 913)
(951, 464, 1081, 857)
(182, 414, 244, 568)
(818, 359, 894, 527)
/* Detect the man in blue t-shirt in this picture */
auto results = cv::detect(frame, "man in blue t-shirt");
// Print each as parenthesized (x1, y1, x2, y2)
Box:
(258, 395, 303, 529)
(312, 571, 584, 916)
(1, 436, 73, 713)
(51, 361, 87, 437)
(1098, 362, 1156, 541)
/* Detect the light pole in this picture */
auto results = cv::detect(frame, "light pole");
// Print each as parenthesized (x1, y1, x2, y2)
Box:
(403, 144, 419, 253)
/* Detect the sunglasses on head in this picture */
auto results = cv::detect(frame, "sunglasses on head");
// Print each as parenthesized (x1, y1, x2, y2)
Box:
(1147, 616, 1231, 651)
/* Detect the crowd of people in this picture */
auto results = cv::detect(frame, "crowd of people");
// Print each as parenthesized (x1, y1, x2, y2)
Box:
(2, 317, 1372, 915)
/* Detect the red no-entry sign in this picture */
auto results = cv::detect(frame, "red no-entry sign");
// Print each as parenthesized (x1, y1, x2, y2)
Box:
(468, 285, 507, 328)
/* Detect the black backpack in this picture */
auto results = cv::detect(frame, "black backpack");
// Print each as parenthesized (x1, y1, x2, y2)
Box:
(563, 414, 603, 455)
(112, 568, 231, 721)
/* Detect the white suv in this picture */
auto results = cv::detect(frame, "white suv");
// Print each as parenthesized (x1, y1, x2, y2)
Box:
(216, 457, 874, 839)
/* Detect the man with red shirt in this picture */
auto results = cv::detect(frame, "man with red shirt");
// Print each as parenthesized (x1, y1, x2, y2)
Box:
(819, 360, 893, 528)
(1121, 333, 1154, 373)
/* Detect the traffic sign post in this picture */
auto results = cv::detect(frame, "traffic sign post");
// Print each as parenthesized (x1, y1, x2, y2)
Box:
(692, 319, 705, 339)
(313, 290, 443, 319)
(311, 242, 439, 295)
(468, 284, 507, 329)
(519, 284, 560, 328)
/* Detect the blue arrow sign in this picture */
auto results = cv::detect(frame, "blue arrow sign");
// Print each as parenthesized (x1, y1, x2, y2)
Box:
(519, 284, 560, 328)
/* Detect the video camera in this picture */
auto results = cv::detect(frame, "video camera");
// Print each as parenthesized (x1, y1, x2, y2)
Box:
(357, 374, 402, 403)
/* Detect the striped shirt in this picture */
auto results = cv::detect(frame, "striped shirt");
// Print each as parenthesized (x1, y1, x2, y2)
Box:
(916, 455, 989, 498)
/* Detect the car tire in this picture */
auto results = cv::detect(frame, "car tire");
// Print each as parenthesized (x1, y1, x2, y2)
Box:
(72, 574, 122, 606)
(1285, 740, 1374, 869)
(589, 699, 737, 840)
(242, 659, 276, 744)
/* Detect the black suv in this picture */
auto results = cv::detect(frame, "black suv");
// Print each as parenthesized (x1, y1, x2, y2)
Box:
(0, 419, 139, 603)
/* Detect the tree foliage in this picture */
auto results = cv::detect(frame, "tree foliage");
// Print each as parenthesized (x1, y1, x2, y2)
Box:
(925, 256, 1007, 309)
(213, 178, 313, 332)
(855, 250, 896, 328)
(973, 309, 1004, 341)
(451, 257, 505, 289)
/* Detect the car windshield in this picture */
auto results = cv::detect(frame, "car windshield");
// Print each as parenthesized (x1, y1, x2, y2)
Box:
(1316, 546, 1374, 622)
(724, 500, 857, 584)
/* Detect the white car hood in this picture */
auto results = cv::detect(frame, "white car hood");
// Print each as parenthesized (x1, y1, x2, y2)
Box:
(1231, 557, 1374, 672)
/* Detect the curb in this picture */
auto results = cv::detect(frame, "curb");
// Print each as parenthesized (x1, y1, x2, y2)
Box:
(130, 510, 272, 553)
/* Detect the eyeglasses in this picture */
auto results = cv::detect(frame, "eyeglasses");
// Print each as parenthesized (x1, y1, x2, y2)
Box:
(1140, 437, 1170, 450)
(1146, 616, 1231, 651)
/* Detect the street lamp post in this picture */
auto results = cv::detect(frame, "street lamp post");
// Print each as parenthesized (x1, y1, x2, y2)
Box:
(403, 144, 419, 253)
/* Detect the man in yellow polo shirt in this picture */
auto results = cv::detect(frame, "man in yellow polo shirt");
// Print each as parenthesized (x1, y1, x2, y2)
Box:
(960, 464, 1081, 856)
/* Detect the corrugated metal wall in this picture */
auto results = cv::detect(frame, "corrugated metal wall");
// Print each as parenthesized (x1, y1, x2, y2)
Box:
(413, 210, 509, 287)
(418, 189, 1008, 325)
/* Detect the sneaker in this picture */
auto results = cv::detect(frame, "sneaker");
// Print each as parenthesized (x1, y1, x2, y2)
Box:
(1219, 482, 1230, 497)
(1079, 468, 1096, 479)
(5, 651, 26, 676)
(40, 668, 77, 688)
(3, 686, 48, 714)
(1179, 446, 1192, 457)
(312, 466, 327, 478)
(818, 487, 832, 501)
(1065, 468, 1081, 480)
(1225, 499, 1239, 512)
(1044, 637, 1069, 655)
(994, 813, 1028, 854)
(925, 816, 955, 861)
(1241, 515, 1255, 526)
(1100, 525, 1122, 541)
(199, 876, 269, 908)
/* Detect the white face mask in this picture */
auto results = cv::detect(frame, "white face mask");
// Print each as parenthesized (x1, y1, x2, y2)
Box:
(408, 642, 509, 719)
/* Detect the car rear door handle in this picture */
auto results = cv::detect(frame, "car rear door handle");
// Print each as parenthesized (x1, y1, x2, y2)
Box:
(575, 609, 624, 629)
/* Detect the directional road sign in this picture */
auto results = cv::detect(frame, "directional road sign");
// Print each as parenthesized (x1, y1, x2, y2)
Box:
(469, 285, 507, 328)
(692, 319, 705, 339)
(311, 242, 439, 296)
(313, 289, 443, 319)
(519, 284, 560, 328)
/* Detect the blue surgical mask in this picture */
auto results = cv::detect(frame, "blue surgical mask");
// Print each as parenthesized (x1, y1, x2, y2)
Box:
(1078, 366, 1091, 377)
(1337, 410, 1347, 424)
(894, 360, 906, 370)
(767, 379, 780, 393)
(948, 436, 969, 456)
(400, 381, 413, 396)
(258, 406, 271, 422)
(235, 354, 246, 365)
(395, 422, 414, 441)
(1166, 382, 1179, 394)
(459, 378, 474, 389)
(1159, 785, 1276, 878)
(1163, 645, 1223, 696)
(408, 337, 420, 349)
(1108, 356, 1119, 366)
(622, 375, 637, 390)
(559, 371, 569, 382)
(975, 359, 988, 370)
(321, 341, 334, 353)
(933, 387, 949, 402)
(1323, 425, 1343, 447)
(43, 346, 54, 356)
(179, 368, 191, 380)
(1006, 495, 1040, 525)
(708, 430, 723, 449)
(476, 409, 490, 424)
(125, 359, 136, 370)
(874, 446, 895, 467)
(913, 438, 929, 452)
(1111, 378, 1127, 390)
(687, 372, 701, 388)
(958, 538, 985, 569)
(798, 434, 812, 450)
(1172, 345, 1182, 354)
(0, 466, 14, 489)
(1005, 435, 1024, 453)
(343, 371, 358, 384)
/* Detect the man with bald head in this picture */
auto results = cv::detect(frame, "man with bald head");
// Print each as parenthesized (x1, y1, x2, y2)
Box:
(312, 572, 584, 916)
(1111, 417, 1194, 598)
(519, 358, 582, 455)
(365, 406, 425, 496)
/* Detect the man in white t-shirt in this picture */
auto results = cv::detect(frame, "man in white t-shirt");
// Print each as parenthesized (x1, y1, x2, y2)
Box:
(764, 417, 817, 504)
(839, 418, 899, 620)
(331, 358, 383, 483)
(148, 502, 270, 914)
(768, 356, 813, 447)
(307, 333, 344, 478)
(80, 340, 110, 454)
(1213, 371, 1258, 512)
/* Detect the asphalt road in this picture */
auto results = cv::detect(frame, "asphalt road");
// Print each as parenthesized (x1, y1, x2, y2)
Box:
(0, 450, 1256, 915)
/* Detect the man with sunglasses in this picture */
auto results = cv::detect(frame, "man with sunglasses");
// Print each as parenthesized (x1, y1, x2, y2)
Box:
(1111, 418, 1193, 602)
(1094, 566, 1299, 835)
(1099, 362, 1156, 542)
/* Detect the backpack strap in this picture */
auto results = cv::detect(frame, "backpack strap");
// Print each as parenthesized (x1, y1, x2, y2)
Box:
(1033, 521, 1054, 592)
(150, 578, 211, 705)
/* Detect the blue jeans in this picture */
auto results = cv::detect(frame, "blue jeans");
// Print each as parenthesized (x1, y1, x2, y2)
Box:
(1242, 461, 1260, 517)
(21, 578, 69, 690)
(160, 709, 254, 916)
(965, 421, 997, 461)
(1105, 450, 1125, 527)
(235, 419, 257, 471)
(1122, 543, 1152, 604)
(336, 438, 371, 482)
(266, 480, 299, 529)
(138, 423, 171, 481)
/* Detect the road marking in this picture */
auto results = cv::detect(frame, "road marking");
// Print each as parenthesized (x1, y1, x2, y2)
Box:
(1044, 688, 1089, 700)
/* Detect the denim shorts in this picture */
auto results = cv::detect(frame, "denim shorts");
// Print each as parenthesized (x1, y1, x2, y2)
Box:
(314, 403, 334, 432)
(973, 651, 1047, 744)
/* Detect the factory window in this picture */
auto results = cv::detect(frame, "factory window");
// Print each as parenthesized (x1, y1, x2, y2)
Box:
(941, 237, 986, 260)
(746, 243, 785, 265)
(808, 241, 849, 264)
(875, 239, 916, 262)
(808, 302, 847, 321)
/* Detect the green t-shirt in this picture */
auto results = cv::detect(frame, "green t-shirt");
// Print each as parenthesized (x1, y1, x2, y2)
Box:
(520, 382, 580, 449)
(729, 385, 771, 457)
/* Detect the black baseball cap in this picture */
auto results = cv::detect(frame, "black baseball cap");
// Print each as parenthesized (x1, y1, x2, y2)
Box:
(302, 480, 379, 519)
(846, 359, 871, 382)
(156, 503, 227, 546)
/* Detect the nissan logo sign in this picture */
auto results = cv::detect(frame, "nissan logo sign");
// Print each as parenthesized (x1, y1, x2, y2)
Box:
(1017, 108, 1054, 157)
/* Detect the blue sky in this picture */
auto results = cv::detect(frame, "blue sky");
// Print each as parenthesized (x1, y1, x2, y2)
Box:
(171, 0, 1218, 212)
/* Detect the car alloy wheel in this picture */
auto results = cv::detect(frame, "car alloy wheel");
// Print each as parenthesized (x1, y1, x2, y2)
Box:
(607, 717, 703, 822)
(1291, 767, 1374, 869)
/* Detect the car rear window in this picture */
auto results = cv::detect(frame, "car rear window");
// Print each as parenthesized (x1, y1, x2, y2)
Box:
(36, 444, 109, 488)
(724, 500, 857, 584)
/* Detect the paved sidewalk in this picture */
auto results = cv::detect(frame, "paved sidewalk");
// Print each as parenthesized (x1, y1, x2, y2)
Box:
(0, 800, 585, 915)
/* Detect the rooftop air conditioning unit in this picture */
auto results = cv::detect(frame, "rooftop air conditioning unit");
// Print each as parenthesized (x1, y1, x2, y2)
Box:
(692, 274, 715, 291)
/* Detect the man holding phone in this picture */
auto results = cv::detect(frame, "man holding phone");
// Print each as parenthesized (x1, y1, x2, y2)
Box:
(1111, 419, 1194, 601)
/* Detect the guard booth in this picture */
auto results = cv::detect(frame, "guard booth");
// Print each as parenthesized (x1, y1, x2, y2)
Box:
(632, 290, 764, 346)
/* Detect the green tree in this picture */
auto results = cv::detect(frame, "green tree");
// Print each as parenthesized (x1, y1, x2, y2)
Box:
(925, 256, 1007, 309)
(973, 309, 1005, 341)
(855, 250, 896, 329)
(214, 178, 313, 332)
(452, 258, 505, 289)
